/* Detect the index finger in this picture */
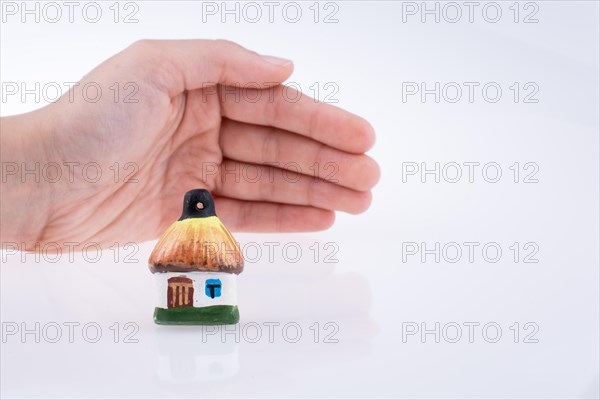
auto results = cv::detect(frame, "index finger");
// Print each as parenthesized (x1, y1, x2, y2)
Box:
(217, 85, 376, 154)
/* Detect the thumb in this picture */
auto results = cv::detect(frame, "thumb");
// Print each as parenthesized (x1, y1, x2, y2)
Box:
(128, 39, 294, 95)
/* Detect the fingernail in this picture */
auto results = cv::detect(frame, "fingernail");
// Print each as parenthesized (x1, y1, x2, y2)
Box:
(261, 55, 293, 66)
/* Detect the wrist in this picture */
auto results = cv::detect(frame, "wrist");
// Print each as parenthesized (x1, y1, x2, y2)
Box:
(0, 109, 56, 248)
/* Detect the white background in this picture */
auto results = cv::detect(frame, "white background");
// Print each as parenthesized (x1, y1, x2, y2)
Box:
(1, 1, 599, 398)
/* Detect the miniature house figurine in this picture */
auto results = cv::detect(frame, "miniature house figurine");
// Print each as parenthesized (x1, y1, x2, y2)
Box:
(148, 189, 244, 325)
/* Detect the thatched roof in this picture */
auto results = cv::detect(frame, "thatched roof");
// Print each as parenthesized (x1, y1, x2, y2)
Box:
(148, 189, 244, 274)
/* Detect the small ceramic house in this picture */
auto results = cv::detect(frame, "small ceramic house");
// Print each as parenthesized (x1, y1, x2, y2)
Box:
(149, 189, 244, 325)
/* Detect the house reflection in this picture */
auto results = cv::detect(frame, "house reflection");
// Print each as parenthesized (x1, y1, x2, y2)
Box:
(154, 257, 376, 383)
(156, 328, 239, 382)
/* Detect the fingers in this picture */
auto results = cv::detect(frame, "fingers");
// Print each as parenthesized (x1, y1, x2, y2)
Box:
(127, 39, 294, 95)
(213, 160, 372, 214)
(219, 119, 380, 191)
(214, 197, 335, 232)
(217, 85, 376, 154)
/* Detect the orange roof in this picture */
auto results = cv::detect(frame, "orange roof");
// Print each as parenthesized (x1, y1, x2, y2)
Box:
(148, 189, 244, 274)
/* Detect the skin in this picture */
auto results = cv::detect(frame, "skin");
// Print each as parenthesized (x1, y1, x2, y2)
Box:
(0, 39, 380, 250)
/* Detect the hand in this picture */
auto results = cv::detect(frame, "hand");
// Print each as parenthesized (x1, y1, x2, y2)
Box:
(0, 40, 380, 249)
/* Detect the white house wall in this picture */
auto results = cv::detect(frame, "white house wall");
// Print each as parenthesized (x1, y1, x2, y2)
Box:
(154, 271, 237, 308)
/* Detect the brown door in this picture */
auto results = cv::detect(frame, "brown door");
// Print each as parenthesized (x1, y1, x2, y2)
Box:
(167, 276, 194, 308)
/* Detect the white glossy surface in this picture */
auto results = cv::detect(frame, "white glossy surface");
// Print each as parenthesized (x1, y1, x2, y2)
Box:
(1, 1, 598, 398)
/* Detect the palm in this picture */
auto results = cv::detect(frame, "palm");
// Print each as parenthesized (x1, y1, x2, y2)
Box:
(152, 89, 224, 229)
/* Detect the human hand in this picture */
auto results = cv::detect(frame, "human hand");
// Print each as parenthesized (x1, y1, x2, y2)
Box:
(1, 40, 379, 249)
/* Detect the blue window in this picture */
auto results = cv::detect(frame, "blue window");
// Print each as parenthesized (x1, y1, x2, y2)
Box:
(205, 279, 222, 299)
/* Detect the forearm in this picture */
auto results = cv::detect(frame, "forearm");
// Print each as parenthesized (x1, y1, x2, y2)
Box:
(0, 110, 55, 247)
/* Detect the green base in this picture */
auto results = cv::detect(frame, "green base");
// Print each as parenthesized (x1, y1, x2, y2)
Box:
(154, 305, 239, 325)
